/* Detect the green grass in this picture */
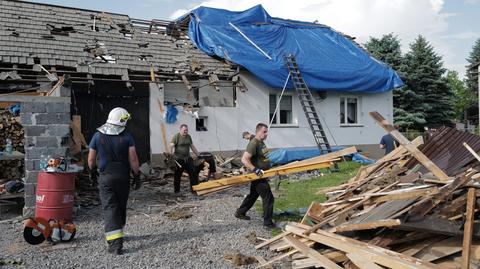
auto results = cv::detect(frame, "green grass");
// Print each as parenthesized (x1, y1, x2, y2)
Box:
(255, 161, 362, 234)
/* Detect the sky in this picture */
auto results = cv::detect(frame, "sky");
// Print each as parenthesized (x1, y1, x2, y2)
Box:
(28, 0, 480, 78)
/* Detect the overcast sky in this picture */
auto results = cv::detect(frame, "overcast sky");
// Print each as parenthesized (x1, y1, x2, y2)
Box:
(29, 0, 480, 78)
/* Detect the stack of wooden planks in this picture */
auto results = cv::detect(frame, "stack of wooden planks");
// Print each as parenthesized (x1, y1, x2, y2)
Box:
(254, 112, 480, 269)
(192, 147, 359, 195)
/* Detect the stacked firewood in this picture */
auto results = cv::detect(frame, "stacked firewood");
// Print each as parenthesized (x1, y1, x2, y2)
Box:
(0, 110, 25, 180)
(0, 110, 24, 153)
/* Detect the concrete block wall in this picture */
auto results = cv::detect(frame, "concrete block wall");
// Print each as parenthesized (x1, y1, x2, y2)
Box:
(21, 88, 71, 217)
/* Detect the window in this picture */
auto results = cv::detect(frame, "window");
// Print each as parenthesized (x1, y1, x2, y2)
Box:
(340, 97, 359, 125)
(196, 117, 207, 131)
(269, 94, 293, 125)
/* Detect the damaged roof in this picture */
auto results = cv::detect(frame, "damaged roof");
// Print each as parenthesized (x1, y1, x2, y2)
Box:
(0, 0, 235, 77)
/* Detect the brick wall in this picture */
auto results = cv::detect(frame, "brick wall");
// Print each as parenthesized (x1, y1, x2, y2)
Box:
(20, 88, 71, 217)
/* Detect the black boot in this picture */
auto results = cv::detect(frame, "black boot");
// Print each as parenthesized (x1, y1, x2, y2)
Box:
(107, 238, 124, 255)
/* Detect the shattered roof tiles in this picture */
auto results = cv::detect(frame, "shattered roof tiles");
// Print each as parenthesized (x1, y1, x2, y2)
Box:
(0, 0, 234, 76)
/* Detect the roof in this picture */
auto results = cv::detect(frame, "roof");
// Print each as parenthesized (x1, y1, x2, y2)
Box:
(181, 5, 403, 93)
(0, 0, 235, 77)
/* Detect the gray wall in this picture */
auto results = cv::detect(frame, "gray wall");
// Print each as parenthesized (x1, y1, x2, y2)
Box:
(150, 72, 393, 163)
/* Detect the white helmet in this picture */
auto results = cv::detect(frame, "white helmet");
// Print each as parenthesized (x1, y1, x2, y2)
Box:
(106, 107, 130, 127)
(97, 107, 130, 135)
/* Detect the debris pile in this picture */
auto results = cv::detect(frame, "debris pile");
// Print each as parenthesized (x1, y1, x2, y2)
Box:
(254, 112, 480, 269)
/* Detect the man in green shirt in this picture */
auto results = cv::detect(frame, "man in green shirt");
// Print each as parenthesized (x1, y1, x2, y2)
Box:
(170, 124, 200, 193)
(235, 123, 275, 228)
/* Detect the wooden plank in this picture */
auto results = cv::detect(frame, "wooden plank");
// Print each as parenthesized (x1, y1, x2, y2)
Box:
(286, 223, 441, 269)
(255, 249, 298, 269)
(255, 231, 290, 249)
(279, 146, 357, 169)
(292, 258, 320, 269)
(462, 188, 476, 269)
(370, 187, 439, 203)
(330, 219, 401, 233)
(464, 142, 480, 163)
(415, 237, 462, 262)
(193, 161, 332, 192)
(283, 235, 343, 269)
(346, 253, 383, 269)
(369, 111, 449, 181)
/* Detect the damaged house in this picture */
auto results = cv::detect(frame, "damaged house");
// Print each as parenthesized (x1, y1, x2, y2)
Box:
(0, 1, 403, 212)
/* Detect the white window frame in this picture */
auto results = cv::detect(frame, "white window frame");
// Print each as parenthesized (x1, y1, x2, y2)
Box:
(339, 96, 362, 127)
(269, 92, 297, 127)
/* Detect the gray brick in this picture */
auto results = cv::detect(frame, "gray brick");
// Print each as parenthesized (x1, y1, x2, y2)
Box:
(24, 183, 36, 195)
(36, 136, 59, 147)
(25, 136, 35, 147)
(24, 125, 46, 136)
(25, 159, 40, 171)
(35, 113, 70, 125)
(20, 112, 33, 125)
(45, 147, 69, 157)
(46, 102, 70, 113)
(25, 171, 39, 183)
(24, 196, 36, 208)
(45, 124, 69, 136)
(22, 102, 46, 113)
(23, 206, 35, 218)
(25, 147, 48, 159)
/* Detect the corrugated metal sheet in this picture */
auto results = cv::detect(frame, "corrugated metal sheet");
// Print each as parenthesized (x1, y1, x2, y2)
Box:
(406, 127, 480, 176)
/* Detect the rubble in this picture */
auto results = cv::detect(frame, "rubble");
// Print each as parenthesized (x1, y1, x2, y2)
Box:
(254, 112, 480, 269)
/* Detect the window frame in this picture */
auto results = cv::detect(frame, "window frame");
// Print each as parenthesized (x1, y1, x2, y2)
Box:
(269, 92, 297, 127)
(339, 96, 362, 127)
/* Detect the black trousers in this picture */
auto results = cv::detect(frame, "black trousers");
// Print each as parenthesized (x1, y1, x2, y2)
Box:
(237, 179, 274, 225)
(173, 157, 199, 192)
(99, 162, 130, 241)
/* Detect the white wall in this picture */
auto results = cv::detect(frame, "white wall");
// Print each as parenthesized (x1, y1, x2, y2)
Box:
(150, 72, 393, 155)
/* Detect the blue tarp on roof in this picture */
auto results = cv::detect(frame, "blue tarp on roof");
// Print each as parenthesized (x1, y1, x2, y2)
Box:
(179, 5, 404, 93)
(267, 146, 375, 165)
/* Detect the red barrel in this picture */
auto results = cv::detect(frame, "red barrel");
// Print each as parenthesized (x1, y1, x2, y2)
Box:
(35, 172, 75, 222)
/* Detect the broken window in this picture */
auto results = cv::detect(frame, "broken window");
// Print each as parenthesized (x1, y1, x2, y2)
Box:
(269, 94, 293, 125)
(196, 117, 207, 131)
(340, 97, 359, 125)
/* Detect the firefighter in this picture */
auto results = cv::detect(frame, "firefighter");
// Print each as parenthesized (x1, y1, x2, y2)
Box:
(88, 107, 140, 255)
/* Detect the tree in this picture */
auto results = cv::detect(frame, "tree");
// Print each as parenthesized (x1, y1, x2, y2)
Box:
(364, 34, 420, 129)
(400, 35, 455, 129)
(445, 70, 473, 123)
(466, 38, 480, 94)
(364, 33, 403, 71)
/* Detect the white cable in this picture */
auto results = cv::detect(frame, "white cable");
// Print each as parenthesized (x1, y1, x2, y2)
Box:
(268, 72, 291, 130)
(229, 22, 272, 60)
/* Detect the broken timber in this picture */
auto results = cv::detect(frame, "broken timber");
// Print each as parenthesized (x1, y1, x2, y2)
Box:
(369, 111, 449, 181)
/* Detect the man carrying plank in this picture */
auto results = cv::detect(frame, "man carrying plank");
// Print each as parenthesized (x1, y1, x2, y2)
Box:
(235, 123, 276, 228)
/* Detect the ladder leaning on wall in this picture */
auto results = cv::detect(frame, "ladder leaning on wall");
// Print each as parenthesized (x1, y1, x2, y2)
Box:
(284, 55, 339, 170)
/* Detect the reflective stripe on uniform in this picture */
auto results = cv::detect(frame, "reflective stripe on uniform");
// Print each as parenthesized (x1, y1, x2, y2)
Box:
(105, 229, 124, 241)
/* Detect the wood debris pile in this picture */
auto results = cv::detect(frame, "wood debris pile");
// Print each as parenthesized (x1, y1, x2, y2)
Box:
(255, 112, 480, 269)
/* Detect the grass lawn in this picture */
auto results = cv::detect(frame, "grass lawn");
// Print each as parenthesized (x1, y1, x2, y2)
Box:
(255, 161, 362, 233)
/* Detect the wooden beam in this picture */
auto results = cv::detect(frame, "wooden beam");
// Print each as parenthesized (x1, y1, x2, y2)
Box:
(369, 111, 449, 181)
(255, 231, 291, 249)
(193, 161, 332, 192)
(330, 219, 401, 233)
(254, 256, 273, 269)
(283, 235, 343, 269)
(462, 188, 476, 269)
(464, 142, 480, 163)
(346, 253, 383, 269)
(286, 223, 440, 269)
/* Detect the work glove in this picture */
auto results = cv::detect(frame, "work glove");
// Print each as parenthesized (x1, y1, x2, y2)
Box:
(131, 173, 141, 190)
(88, 169, 97, 187)
(253, 168, 264, 177)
